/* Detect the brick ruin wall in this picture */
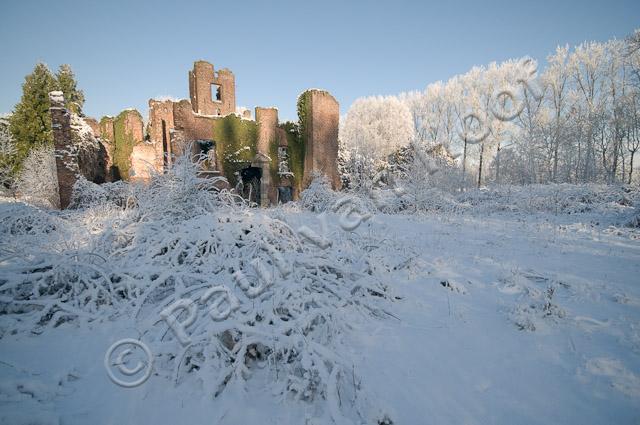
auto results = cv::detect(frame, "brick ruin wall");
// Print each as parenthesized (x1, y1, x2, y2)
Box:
(147, 99, 175, 160)
(303, 90, 341, 190)
(170, 99, 221, 164)
(49, 91, 108, 207)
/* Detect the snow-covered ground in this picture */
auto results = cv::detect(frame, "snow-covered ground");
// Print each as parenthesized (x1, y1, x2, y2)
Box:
(1, 179, 639, 424)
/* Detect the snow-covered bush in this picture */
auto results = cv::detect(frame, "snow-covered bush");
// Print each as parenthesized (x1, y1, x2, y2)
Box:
(455, 184, 640, 216)
(499, 271, 568, 332)
(338, 147, 380, 194)
(15, 144, 59, 208)
(626, 209, 640, 228)
(69, 177, 130, 209)
(299, 172, 340, 212)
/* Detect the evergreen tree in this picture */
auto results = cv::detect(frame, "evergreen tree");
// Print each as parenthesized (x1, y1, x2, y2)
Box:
(8, 63, 58, 165)
(56, 64, 84, 114)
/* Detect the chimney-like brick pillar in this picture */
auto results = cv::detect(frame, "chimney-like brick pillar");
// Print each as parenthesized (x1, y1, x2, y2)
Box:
(255, 107, 278, 155)
(49, 91, 78, 209)
(302, 90, 341, 190)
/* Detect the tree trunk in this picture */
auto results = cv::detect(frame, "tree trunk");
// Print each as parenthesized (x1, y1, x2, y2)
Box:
(495, 142, 501, 185)
(477, 143, 484, 188)
(461, 138, 468, 190)
(630, 150, 636, 184)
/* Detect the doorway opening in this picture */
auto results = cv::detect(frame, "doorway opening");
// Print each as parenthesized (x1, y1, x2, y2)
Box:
(240, 166, 262, 205)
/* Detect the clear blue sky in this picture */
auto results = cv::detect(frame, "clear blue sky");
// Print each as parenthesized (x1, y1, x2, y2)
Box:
(1, 0, 638, 122)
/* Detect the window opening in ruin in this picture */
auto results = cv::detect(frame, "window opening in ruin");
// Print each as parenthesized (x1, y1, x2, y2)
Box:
(161, 120, 169, 168)
(211, 84, 222, 102)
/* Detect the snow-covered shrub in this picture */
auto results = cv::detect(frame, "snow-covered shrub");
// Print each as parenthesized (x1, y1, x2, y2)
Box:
(456, 184, 640, 217)
(366, 182, 638, 219)
(299, 173, 340, 212)
(498, 271, 568, 332)
(69, 177, 130, 209)
(0, 201, 59, 239)
(338, 147, 380, 194)
(15, 145, 59, 208)
(627, 209, 640, 228)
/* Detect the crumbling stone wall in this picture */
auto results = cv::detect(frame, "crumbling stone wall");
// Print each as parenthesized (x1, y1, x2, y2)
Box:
(172, 100, 219, 160)
(188, 61, 235, 116)
(47, 93, 108, 208)
(301, 90, 341, 190)
(83, 117, 101, 138)
(147, 99, 176, 170)
(72, 115, 107, 184)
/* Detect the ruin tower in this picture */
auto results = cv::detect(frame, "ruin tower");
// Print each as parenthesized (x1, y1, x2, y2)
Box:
(255, 107, 278, 154)
(189, 60, 236, 116)
(302, 90, 341, 190)
(49, 91, 77, 209)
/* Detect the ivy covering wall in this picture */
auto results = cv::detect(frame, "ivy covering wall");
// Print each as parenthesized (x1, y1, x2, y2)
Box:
(268, 132, 279, 186)
(112, 110, 142, 180)
(212, 114, 258, 187)
(279, 121, 305, 195)
(296, 90, 311, 146)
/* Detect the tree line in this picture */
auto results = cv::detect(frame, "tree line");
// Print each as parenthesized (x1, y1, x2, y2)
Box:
(340, 29, 640, 189)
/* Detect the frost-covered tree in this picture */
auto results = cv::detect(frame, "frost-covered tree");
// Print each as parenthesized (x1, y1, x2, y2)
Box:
(340, 95, 414, 159)
(0, 116, 18, 191)
(339, 30, 640, 190)
(626, 29, 640, 89)
(540, 46, 571, 182)
(56, 64, 85, 115)
(339, 95, 414, 192)
(626, 91, 640, 183)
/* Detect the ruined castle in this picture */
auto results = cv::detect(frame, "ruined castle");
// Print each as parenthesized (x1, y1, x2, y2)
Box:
(50, 60, 341, 208)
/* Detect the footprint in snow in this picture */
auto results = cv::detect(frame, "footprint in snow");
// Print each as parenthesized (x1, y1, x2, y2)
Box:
(585, 357, 640, 398)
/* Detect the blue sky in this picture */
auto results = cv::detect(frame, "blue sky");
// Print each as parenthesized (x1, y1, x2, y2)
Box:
(1, 0, 638, 121)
